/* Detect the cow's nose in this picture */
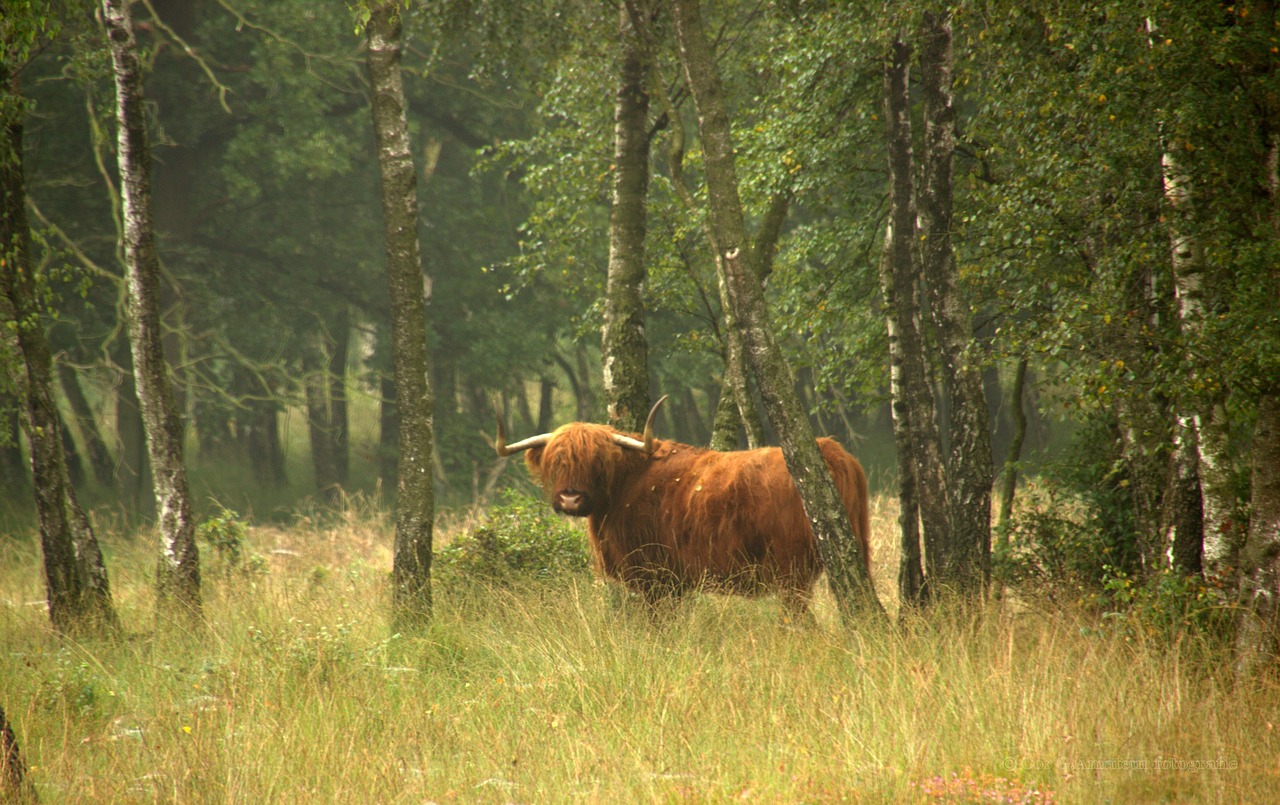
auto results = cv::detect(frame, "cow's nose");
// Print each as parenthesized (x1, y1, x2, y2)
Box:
(558, 491, 584, 509)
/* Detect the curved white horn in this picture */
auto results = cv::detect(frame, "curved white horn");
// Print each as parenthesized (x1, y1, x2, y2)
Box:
(641, 395, 668, 455)
(610, 433, 648, 452)
(494, 408, 553, 457)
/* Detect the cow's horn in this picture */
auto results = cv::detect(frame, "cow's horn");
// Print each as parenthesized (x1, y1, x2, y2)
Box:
(494, 407, 553, 456)
(610, 433, 648, 452)
(642, 395, 667, 455)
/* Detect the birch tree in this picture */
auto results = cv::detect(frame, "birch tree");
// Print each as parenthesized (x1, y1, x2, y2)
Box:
(366, 0, 435, 631)
(102, 0, 202, 622)
(670, 0, 883, 624)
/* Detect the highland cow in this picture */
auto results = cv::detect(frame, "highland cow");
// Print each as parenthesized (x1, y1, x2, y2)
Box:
(496, 397, 870, 611)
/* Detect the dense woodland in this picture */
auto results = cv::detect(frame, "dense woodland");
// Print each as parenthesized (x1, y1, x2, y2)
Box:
(3, 0, 1280, 669)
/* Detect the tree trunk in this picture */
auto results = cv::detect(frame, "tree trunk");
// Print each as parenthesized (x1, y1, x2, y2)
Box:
(1234, 121, 1280, 676)
(57, 363, 115, 487)
(715, 258, 764, 450)
(536, 375, 555, 432)
(304, 331, 340, 499)
(328, 311, 350, 488)
(303, 342, 337, 496)
(1235, 394, 1280, 676)
(378, 367, 398, 488)
(601, 2, 652, 433)
(2, 73, 118, 635)
(0, 398, 26, 497)
(1, 705, 34, 804)
(112, 338, 152, 516)
(995, 357, 1029, 552)
(917, 11, 993, 596)
(102, 0, 202, 623)
(879, 37, 932, 610)
(671, 0, 884, 624)
(242, 394, 285, 489)
(367, 1, 434, 631)
(1113, 256, 1170, 576)
(58, 417, 85, 488)
(708, 376, 742, 450)
(1157, 144, 1223, 573)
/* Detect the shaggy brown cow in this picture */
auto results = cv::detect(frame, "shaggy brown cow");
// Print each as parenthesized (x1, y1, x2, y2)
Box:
(496, 397, 871, 611)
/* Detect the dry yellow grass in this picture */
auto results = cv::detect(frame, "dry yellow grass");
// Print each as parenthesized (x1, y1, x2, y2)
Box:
(1, 495, 1277, 803)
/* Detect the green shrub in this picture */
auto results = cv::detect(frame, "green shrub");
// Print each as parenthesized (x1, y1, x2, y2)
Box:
(994, 483, 1109, 594)
(1083, 566, 1235, 646)
(437, 490, 590, 582)
(197, 506, 248, 571)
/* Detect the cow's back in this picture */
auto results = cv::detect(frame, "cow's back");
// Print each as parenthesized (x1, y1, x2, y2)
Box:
(592, 438, 868, 595)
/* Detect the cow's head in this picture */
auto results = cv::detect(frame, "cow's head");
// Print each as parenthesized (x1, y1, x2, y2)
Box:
(495, 396, 666, 517)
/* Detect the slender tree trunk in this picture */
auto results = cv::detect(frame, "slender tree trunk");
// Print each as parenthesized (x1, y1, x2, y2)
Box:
(0, 398, 27, 496)
(880, 37, 937, 610)
(1234, 122, 1280, 675)
(304, 331, 339, 499)
(378, 368, 397, 488)
(2, 74, 118, 634)
(536, 376, 555, 432)
(671, 0, 883, 624)
(713, 254, 763, 450)
(708, 377, 741, 450)
(242, 394, 285, 488)
(1235, 394, 1280, 676)
(575, 346, 596, 420)
(601, 2, 652, 433)
(995, 357, 1029, 551)
(59, 418, 85, 488)
(112, 338, 151, 516)
(102, 0, 201, 622)
(917, 11, 993, 595)
(328, 310, 350, 488)
(367, 1, 434, 631)
(1, 705, 34, 804)
(640, 18, 762, 452)
(57, 363, 115, 487)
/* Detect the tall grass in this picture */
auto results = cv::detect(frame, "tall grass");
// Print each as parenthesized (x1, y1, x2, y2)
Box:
(1, 497, 1276, 803)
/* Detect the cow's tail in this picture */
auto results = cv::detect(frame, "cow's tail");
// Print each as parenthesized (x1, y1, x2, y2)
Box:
(856, 460, 872, 576)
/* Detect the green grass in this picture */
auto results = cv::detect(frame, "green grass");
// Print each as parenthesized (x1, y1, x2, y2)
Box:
(2, 497, 1277, 803)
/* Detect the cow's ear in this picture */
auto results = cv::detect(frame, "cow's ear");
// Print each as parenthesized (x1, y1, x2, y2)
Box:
(524, 445, 545, 473)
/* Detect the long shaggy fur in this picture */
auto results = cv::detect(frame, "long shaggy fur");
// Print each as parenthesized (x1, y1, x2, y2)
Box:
(524, 424, 871, 608)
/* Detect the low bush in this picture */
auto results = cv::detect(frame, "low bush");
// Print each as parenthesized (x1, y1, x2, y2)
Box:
(436, 490, 590, 583)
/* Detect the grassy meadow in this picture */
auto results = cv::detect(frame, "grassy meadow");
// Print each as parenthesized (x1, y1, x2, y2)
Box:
(2, 493, 1278, 803)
